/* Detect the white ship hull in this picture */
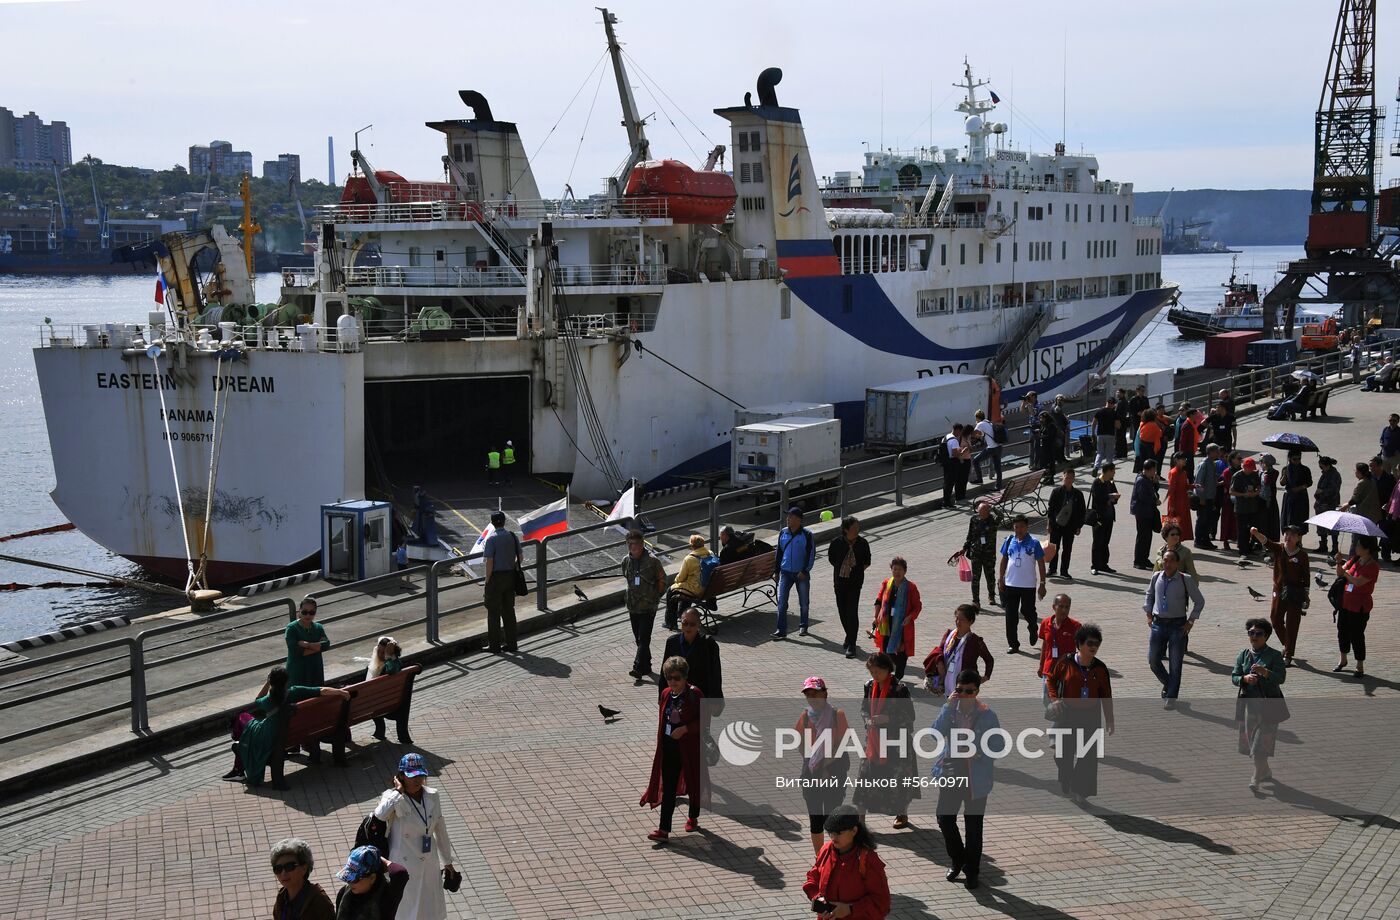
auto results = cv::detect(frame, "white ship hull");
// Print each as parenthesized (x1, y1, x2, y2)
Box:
(33, 345, 363, 581)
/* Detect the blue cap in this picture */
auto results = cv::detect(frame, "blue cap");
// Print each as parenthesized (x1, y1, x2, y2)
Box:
(335, 846, 381, 883)
(398, 752, 428, 778)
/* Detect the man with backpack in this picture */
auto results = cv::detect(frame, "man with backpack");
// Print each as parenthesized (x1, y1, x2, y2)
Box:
(774, 507, 817, 639)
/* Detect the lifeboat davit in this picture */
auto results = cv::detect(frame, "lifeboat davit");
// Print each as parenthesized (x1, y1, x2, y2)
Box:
(624, 159, 736, 223)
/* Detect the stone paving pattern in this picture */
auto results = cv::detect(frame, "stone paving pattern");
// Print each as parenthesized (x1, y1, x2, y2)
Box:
(4, 386, 1400, 919)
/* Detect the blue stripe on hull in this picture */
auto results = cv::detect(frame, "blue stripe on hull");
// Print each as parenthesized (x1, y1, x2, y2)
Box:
(642, 285, 1172, 491)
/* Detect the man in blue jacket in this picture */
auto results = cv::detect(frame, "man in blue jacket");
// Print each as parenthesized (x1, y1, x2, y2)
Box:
(931, 669, 999, 890)
(773, 506, 816, 639)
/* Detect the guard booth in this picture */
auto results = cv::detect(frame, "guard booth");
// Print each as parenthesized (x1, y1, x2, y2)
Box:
(321, 500, 392, 582)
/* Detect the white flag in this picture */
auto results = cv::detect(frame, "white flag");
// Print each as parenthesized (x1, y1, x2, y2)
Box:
(605, 484, 636, 535)
(459, 522, 495, 572)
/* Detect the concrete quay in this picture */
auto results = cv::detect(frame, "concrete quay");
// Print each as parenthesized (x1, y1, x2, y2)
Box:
(3, 383, 1400, 918)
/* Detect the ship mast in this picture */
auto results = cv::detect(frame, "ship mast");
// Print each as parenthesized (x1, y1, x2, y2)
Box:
(598, 7, 650, 203)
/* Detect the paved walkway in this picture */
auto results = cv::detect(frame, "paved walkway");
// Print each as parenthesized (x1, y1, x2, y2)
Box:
(4, 385, 1400, 919)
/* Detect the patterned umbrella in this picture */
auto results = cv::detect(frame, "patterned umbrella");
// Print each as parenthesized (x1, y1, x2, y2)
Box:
(1261, 433, 1320, 452)
(1305, 510, 1386, 537)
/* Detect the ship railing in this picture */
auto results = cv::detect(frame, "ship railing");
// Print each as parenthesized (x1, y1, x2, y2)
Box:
(562, 311, 660, 336)
(316, 197, 669, 225)
(335, 263, 669, 290)
(360, 314, 520, 340)
(37, 321, 364, 354)
(13, 340, 1400, 761)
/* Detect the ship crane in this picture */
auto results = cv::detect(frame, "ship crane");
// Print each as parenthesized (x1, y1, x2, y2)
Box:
(702, 144, 726, 171)
(598, 7, 651, 205)
(351, 147, 385, 203)
(85, 156, 109, 250)
(1261, 0, 1400, 335)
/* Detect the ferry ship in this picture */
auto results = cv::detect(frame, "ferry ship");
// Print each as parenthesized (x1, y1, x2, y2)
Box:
(32, 10, 1172, 584)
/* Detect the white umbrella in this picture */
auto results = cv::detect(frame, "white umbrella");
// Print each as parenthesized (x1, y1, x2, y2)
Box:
(1305, 510, 1386, 537)
(1292, 369, 1323, 383)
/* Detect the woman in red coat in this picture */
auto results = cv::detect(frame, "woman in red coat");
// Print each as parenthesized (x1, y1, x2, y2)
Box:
(1164, 452, 1195, 542)
(640, 656, 709, 842)
(803, 806, 891, 920)
(871, 557, 921, 681)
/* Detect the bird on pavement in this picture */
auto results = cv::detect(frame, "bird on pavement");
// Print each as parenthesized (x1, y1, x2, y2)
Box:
(1315, 573, 1328, 588)
(599, 705, 622, 723)
(1246, 586, 1265, 601)
(574, 585, 588, 602)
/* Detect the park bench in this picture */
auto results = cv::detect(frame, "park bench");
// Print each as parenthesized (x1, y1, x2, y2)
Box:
(269, 665, 423, 786)
(984, 468, 1047, 519)
(692, 552, 778, 633)
(1300, 386, 1331, 418)
(344, 664, 422, 744)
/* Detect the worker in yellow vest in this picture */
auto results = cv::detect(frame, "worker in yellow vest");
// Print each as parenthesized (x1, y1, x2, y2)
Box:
(487, 447, 501, 486)
(502, 440, 516, 485)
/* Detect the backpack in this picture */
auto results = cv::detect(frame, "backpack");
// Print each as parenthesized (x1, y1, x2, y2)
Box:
(354, 812, 389, 854)
(698, 554, 721, 589)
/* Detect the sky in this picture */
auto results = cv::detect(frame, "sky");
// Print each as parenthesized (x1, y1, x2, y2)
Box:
(4, 0, 1398, 194)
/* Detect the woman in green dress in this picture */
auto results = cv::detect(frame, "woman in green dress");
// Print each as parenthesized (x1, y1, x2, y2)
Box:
(285, 598, 331, 687)
(231, 666, 348, 789)
(1232, 618, 1288, 794)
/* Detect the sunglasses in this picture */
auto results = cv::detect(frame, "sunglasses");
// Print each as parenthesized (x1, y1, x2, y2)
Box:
(273, 861, 301, 875)
(955, 686, 979, 695)
(1247, 630, 1266, 637)
(299, 609, 316, 617)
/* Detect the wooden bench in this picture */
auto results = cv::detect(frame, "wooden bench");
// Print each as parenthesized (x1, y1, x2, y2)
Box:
(270, 665, 423, 786)
(271, 693, 352, 786)
(984, 468, 1047, 518)
(688, 552, 778, 633)
(345, 664, 422, 744)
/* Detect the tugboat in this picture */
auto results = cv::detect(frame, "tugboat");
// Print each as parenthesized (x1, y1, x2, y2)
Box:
(1167, 256, 1333, 338)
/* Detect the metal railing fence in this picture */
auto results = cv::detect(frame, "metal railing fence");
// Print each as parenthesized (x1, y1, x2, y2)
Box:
(4, 337, 1397, 751)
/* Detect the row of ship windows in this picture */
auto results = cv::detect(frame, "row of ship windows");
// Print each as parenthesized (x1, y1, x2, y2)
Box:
(836, 235, 1145, 274)
(1137, 238, 1160, 255)
(1007, 200, 1127, 223)
(913, 273, 1163, 316)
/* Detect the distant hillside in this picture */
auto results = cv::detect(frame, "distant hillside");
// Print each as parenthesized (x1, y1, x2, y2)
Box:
(1132, 189, 1311, 246)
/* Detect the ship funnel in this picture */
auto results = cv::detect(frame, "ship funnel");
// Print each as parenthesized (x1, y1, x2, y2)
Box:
(458, 90, 494, 122)
(757, 68, 783, 107)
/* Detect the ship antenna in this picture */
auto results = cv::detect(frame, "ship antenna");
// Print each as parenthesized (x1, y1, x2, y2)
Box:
(1061, 26, 1067, 147)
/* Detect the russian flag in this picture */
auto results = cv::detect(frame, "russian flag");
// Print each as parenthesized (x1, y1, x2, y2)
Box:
(154, 267, 169, 306)
(990, 90, 1001, 104)
(520, 496, 569, 541)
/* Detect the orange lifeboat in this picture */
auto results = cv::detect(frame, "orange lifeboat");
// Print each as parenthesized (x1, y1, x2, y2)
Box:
(624, 159, 736, 223)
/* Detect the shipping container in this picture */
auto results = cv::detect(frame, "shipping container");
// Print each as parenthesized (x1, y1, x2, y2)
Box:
(731, 417, 841, 486)
(1306, 211, 1370, 255)
(863, 374, 990, 451)
(1107, 368, 1177, 406)
(734, 402, 835, 429)
(1203, 331, 1262, 369)
(1246, 338, 1299, 367)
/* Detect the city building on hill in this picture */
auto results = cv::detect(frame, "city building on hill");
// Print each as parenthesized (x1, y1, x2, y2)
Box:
(262, 153, 300, 185)
(0, 107, 73, 173)
(188, 139, 253, 178)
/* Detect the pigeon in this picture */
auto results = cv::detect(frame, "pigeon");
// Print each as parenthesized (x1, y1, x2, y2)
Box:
(598, 705, 622, 723)
(574, 585, 588, 602)
(1315, 573, 1328, 588)
(1247, 586, 1265, 601)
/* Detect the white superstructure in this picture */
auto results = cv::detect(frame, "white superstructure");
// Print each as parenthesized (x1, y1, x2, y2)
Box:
(33, 15, 1171, 583)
